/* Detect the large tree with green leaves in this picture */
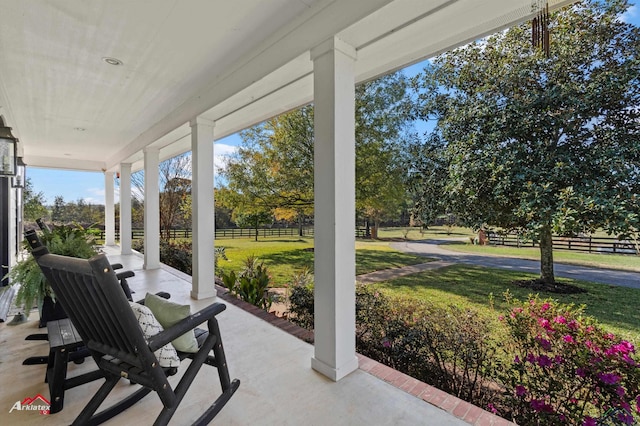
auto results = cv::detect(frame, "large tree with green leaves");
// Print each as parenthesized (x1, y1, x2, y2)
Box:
(411, 0, 640, 284)
(23, 178, 48, 222)
(222, 72, 412, 230)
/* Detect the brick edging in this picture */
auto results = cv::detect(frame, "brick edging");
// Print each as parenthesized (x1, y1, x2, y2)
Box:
(215, 283, 513, 426)
(214, 284, 314, 343)
(356, 354, 515, 425)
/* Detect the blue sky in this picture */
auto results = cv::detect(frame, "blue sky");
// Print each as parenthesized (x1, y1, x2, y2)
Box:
(27, 3, 639, 205)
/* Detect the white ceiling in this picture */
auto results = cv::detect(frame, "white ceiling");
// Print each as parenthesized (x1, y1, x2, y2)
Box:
(0, 0, 577, 173)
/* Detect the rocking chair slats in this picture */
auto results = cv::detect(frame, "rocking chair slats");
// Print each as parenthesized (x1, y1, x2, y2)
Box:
(31, 246, 239, 425)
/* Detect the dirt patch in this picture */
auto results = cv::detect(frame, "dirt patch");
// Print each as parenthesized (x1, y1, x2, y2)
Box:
(511, 279, 587, 294)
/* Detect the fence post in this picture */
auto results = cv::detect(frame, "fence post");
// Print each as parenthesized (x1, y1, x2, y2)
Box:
(589, 236, 592, 253)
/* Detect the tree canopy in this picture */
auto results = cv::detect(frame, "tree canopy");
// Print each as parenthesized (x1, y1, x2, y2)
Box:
(410, 0, 640, 283)
(221, 72, 413, 228)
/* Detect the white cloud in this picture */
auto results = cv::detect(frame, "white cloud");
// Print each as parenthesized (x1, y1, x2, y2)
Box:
(213, 143, 238, 176)
(620, 5, 637, 23)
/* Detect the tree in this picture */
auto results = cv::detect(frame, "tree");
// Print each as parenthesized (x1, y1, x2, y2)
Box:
(234, 210, 273, 242)
(221, 72, 413, 232)
(412, 0, 640, 283)
(23, 178, 48, 221)
(355, 73, 412, 232)
(404, 131, 450, 227)
(51, 195, 65, 222)
(131, 153, 192, 239)
(223, 105, 315, 234)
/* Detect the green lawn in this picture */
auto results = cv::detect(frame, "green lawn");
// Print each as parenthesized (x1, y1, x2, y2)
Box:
(216, 236, 427, 286)
(442, 241, 640, 272)
(372, 264, 640, 343)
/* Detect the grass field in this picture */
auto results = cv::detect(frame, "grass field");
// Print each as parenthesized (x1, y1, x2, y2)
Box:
(212, 231, 639, 342)
(216, 236, 427, 286)
(371, 264, 640, 343)
(442, 241, 640, 272)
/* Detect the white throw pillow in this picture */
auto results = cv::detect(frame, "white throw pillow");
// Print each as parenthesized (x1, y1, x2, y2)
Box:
(129, 302, 180, 368)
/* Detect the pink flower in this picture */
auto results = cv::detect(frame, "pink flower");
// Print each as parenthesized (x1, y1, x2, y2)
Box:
(538, 318, 550, 328)
(636, 395, 640, 413)
(586, 325, 595, 333)
(585, 340, 601, 353)
(515, 385, 527, 397)
(553, 315, 567, 324)
(536, 336, 552, 351)
(622, 354, 636, 365)
(487, 403, 497, 414)
(576, 368, 586, 378)
(605, 332, 616, 340)
(541, 302, 550, 312)
(568, 320, 579, 330)
(526, 353, 536, 364)
(616, 341, 635, 354)
(616, 386, 626, 397)
(554, 355, 564, 364)
(616, 412, 635, 425)
(537, 355, 552, 367)
(511, 307, 523, 319)
(514, 355, 521, 364)
(530, 399, 553, 413)
(498, 315, 504, 321)
(583, 417, 597, 426)
(382, 340, 391, 348)
(563, 335, 575, 344)
(597, 372, 621, 385)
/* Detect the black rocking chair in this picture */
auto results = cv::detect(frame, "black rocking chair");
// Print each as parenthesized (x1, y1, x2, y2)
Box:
(32, 246, 240, 425)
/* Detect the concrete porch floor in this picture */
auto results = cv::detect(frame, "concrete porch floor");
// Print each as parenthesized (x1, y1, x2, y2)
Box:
(0, 247, 506, 425)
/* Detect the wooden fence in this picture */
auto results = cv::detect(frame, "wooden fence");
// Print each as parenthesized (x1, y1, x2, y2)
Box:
(99, 227, 314, 240)
(487, 233, 638, 255)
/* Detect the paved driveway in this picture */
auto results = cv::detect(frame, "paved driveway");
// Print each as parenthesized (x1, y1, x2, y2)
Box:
(390, 240, 640, 290)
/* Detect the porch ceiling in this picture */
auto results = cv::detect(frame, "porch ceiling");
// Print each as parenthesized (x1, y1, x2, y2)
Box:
(0, 0, 577, 173)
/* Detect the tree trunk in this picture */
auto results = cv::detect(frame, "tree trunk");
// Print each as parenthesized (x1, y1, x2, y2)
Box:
(539, 226, 555, 284)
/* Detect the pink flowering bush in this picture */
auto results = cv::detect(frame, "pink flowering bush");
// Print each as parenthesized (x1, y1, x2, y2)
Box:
(496, 294, 640, 425)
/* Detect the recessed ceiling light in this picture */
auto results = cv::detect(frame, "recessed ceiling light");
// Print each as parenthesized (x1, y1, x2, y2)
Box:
(102, 57, 123, 66)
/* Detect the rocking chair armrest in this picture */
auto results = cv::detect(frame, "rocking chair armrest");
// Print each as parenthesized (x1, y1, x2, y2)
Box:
(147, 302, 227, 351)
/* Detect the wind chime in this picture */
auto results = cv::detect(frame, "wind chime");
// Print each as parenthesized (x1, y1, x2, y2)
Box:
(532, 1, 550, 57)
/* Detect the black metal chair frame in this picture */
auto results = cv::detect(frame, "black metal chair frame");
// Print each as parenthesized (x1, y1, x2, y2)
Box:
(32, 246, 239, 425)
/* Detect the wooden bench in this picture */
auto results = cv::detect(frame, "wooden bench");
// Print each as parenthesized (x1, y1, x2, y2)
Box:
(46, 318, 103, 413)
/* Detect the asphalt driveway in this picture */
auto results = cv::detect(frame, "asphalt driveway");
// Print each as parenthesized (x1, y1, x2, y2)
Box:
(389, 240, 640, 290)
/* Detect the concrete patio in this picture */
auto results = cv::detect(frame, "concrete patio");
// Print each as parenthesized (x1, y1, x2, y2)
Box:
(0, 246, 511, 425)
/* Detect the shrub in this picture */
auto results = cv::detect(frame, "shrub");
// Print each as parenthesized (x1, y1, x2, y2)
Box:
(495, 294, 640, 425)
(355, 285, 499, 406)
(159, 240, 192, 275)
(288, 269, 314, 329)
(222, 255, 273, 311)
(132, 240, 227, 278)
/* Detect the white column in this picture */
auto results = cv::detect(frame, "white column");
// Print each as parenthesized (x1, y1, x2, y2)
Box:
(190, 117, 216, 299)
(143, 148, 160, 270)
(119, 164, 133, 255)
(104, 172, 115, 246)
(310, 37, 358, 381)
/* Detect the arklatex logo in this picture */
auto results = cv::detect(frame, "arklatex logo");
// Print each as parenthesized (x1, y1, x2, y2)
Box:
(9, 393, 50, 415)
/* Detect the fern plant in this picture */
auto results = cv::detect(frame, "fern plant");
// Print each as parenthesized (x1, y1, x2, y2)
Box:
(3, 222, 98, 315)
